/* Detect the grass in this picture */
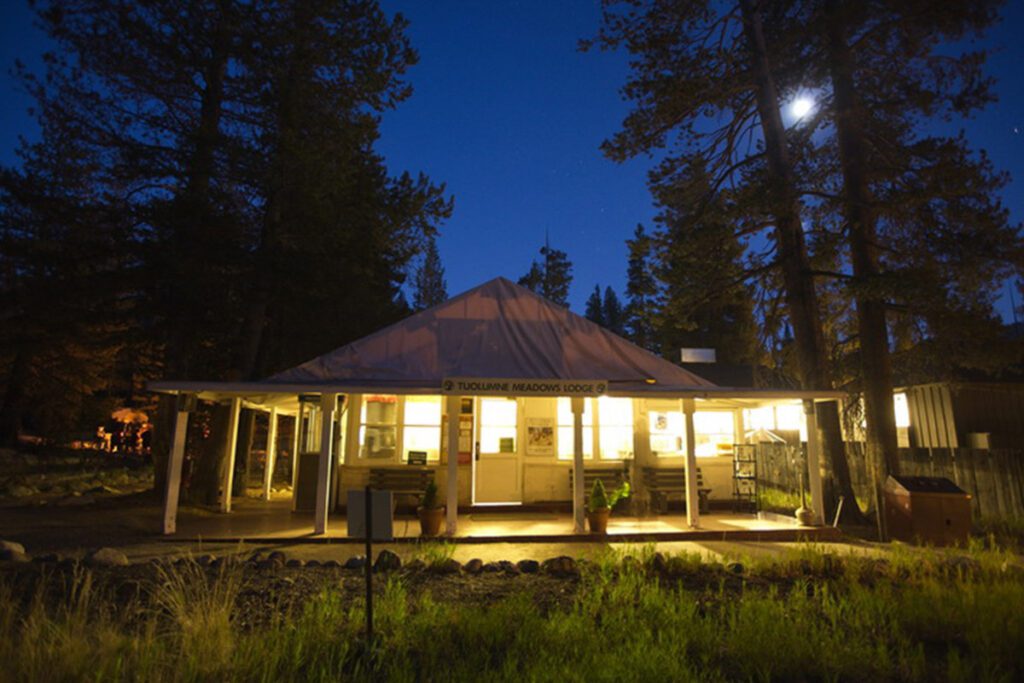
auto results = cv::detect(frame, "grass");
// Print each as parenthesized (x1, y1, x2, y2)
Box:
(1, 543, 1022, 681)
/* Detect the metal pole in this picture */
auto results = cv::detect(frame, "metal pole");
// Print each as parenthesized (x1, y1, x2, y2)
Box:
(364, 483, 373, 649)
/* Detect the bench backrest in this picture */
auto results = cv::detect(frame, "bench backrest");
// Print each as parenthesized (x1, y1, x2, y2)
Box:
(642, 466, 704, 489)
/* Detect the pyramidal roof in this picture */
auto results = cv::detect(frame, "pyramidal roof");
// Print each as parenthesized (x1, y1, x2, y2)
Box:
(267, 277, 716, 392)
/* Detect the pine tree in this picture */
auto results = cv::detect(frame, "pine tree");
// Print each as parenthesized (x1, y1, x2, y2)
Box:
(602, 287, 626, 335)
(585, 285, 605, 325)
(412, 237, 448, 310)
(518, 244, 573, 307)
(624, 225, 659, 351)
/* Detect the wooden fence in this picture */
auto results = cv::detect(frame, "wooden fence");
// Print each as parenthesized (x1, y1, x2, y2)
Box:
(755, 442, 1024, 520)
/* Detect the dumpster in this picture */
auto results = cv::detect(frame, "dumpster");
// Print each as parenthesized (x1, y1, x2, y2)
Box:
(883, 476, 972, 546)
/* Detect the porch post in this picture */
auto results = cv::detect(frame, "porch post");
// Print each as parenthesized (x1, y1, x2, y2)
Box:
(221, 397, 242, 513)
(262, 408, 278, 501)
(290, 405, 302, 511)
(162, 394, 193, 535)
(572, 396, 585, 533)
(804, 399, 825, 525)
(682, 398, 700, 528)
(314, 393, 337, 535)
(445, 394, 461, 536)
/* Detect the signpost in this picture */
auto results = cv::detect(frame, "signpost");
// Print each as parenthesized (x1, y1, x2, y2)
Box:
(441, 377, 607, 397)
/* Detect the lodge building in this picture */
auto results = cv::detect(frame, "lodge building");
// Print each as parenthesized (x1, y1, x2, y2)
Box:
(152, 278, 839, 536)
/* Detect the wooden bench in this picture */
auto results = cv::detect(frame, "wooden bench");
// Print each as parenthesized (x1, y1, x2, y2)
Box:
(368, 467, 435, 505)
(569, 466, 632, 510)
(642, 466, 711, 514)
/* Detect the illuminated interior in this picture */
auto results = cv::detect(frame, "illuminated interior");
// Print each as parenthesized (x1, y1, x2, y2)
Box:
(359, 394, 398, 459)
(648, 401, 685, 456)
(480, 398, 517, 453)
(693, 411, 734, 457)
(597, 396, 634, 459)
(403, 395, 442, 462)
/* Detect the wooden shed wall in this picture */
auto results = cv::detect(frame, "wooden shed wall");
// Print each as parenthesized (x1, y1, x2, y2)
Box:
(948, 384, 1024, 448)
(905, 384, 957, 448)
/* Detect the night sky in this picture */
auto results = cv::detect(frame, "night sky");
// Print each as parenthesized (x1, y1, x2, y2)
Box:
(2, 1, 1022, 315)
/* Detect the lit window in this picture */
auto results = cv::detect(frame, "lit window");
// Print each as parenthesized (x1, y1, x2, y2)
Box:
(404, 395, 442, 463)
(598, 396, 633, 460)
(557, 397, 593, 459)
(359, 395, 397, 459)
(480, 398, 517, 453)
(893, 393, 910, 428)
(693, 411, 734, 457)
(649, 403, 685, 457)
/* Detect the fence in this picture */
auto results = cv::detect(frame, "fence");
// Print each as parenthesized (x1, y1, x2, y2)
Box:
(755, 442, 1024, 520)
(840, 444, 1024, 520)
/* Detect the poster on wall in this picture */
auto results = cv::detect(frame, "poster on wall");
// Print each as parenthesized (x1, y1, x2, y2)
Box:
(526, 418, 555, 456)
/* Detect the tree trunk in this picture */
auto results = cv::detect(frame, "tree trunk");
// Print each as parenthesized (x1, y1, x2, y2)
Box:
(739, 0, 864, 524)
(825, 1, 901, 538)
(232, 408, 257, 496)
(0, 349, 31, 447)
(189, 402, 231, 506)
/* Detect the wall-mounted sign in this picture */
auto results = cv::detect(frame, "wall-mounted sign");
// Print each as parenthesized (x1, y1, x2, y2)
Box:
(526, 418, 555, 456)
(442, 377, 607, 397)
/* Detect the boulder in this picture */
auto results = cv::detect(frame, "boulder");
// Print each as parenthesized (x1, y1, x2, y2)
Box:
(482, 561, 500, 573)
(516, 559, 540, 574)
(725, 561, 745, 576)
(322, 559, 342, 569)
(464, 558, 484, 574)
(431, 558, 462, 575)
(305, 559, 321, 568)
(285, 559, 305, 568)
(404, 559, 426, 572)
(267, 551, 287, 567)
(87, 547, 129, 567)
(541, 556, 578, 577)
(0, 540, 25, 555)
(373, 549, 402, 572)
(0, 548, 30, 563)
(498, 560, 519, 575)
(344, 555, 367, 570)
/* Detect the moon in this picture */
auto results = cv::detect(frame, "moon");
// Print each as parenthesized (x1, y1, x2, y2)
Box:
(791, 96, 814, 119)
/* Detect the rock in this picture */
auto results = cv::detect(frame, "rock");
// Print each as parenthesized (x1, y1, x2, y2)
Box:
(431, 558, 461, 575)
(305, 559, 320, 568)
(725, 561, 744, 576)
(482, 561, 500, 573)
(649, 552, 667, 574)
(322, 559, 342, 569)
(5, 485, 35, 498)
(404, 559, 426, 572)
(267, 551, 287, 566)
(256, 559, 278, 570)
(498, 560, 519, 575)
(1, 540, 26, 555)
(542, 556, 578, 577)
(464, 558, 484, 574)
(87, 547, 129, 567)
(373, 549, 402, 572)
(286, 559, 305, 568)
(197, 554, 216, 567)
(517, 559, 540, 574)
(0, 548, 31, 563)
(344, 555, 367, 570)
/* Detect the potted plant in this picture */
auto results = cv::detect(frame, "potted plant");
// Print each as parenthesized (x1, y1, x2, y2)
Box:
(586, 479, 631, 534)
(417, 480, 445, 536)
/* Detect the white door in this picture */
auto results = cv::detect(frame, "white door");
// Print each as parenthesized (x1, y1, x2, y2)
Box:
(474, 397, 522, 503)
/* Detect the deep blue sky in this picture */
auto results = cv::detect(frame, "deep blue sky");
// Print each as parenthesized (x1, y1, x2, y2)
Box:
(2, 1, 1022, 315)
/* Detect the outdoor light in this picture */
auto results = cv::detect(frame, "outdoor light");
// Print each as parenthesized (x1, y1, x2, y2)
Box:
(791, 95, 814, 119)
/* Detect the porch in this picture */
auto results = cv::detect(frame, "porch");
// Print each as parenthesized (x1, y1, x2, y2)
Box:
(166, 497, 840, 543)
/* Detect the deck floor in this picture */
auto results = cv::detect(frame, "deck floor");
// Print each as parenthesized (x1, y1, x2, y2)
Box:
(171, 497, 838, 543)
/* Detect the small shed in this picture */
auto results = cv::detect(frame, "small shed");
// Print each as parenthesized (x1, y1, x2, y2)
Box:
(883, 476, 972, 546)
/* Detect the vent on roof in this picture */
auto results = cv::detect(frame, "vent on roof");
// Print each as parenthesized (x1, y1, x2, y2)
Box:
(680, 348, 716, 364)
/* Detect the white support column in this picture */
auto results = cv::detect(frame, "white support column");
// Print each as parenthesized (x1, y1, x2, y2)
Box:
(162, 395, 193, 535)
(445, 394, 461, 536)
(572, 396, 586, 533)
(682, 398, 700, 528)
(290, 405, 303, 511)
(262, 408, 279, 501)
(313, 393, 337, 535)
(804, 399, 825, 525)
(221, 397, 242, 513)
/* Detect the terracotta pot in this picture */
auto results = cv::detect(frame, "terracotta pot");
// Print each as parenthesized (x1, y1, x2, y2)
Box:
(587, 507, 611, 534)
(795, 507, 816, 526)
(418, 506, 446, 536)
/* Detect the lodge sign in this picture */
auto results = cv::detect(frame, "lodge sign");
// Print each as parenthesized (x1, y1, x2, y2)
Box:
(441, 377, 607, 397)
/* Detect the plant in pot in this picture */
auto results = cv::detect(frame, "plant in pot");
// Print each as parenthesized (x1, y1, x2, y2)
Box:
(587, 479, 631, 534)
(417, 480, 445, 536)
